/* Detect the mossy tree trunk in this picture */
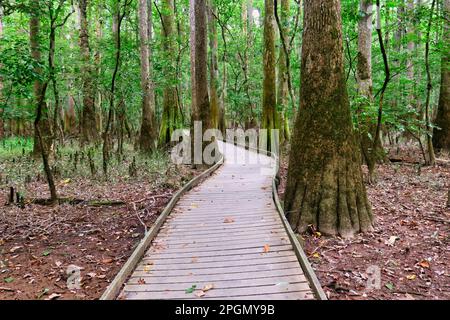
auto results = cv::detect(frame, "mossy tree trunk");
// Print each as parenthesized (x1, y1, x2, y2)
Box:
(159, 0, 181, 147)
(78, 0, 99, 144)
(261, 0, 278, 151)
(284, 0, 374, 238)
(277, 0, 291, 144)
(138, 0, 157, 152)
(433, 0, 450, 152)
(207, 0, 220, 130)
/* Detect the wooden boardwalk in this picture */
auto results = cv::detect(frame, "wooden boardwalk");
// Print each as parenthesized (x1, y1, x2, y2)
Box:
(117, 142, 318, 300)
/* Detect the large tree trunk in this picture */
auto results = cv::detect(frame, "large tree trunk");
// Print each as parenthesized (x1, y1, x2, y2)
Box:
(138, 0, 157, 152)
(207, 0, 220, 130)
(159, 0, 181, 146)
(284, 0, 373, 238)
(78, 0, 99, 144)
(190, 0, 211, 163)
(30, 7, 53, 158)
(433, 0, 450, 152)
(261, 0, 278, 150)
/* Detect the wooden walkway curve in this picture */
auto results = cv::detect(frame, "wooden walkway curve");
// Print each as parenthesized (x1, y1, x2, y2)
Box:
(112, 141, 323, 300)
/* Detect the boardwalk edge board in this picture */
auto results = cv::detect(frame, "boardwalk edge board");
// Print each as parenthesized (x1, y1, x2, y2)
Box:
(100, 156, 224, 300)
(229, 140, 327, 300)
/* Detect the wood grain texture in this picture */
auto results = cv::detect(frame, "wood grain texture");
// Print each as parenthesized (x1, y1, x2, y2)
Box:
(117, 142, 316, 300)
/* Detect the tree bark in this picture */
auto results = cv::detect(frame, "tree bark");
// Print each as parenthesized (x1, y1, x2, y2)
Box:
(261, 0, 278, 150)
(284, 0, 373, 238)
(78, 0, 99, 144)
(159, 0, 181, 146)
(30, 5, 53, 158)
(424, 0, 436, 165)
(357, 0, 373, 98)
(138, 0, 157, 152)
(190, 0, 211, 164)
(276, 0, 291, 143)
(207, 0, 220, 130)
(433, 0, 450, 152)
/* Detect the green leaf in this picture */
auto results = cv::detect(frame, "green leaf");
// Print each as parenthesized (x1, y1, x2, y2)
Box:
(185, 284, 197, 294)
(37, 288, 50, 299)
(42, 249, 52, 256)
(385, 282, 394, 291)
(4, 277, 14, 283)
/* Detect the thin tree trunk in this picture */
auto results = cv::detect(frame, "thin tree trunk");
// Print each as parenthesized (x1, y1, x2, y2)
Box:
(30, 5, 53, 159)
(284, 0, 373, 238)
(0, 5, 4, 139)
(424, 0, 436, 165)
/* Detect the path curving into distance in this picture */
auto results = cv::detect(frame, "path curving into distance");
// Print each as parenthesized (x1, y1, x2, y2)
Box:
(118, 141, 316, 300)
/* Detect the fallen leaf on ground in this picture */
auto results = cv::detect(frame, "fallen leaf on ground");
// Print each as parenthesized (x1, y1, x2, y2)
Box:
(143, 265, 152, 273)
(312, 252, 321, 259)
(102, 258, 113, 264)
(223, 217, 235, 223)
(406, 274, 416, 280)
(4, 277, 14, 283)
(138, 278, 146, 284)
(9, 246, 22, 253)
(418, 260, 430, 269)
(195, 290, 205, 297)
(263, 244, 270, 253)
(46, 293, 62, 300)
(202, 284, 214, 291)
(185, 285, 197, 294)
(385, 236, 399, 246)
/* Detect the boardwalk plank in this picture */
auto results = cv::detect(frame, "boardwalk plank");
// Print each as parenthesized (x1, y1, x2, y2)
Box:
(118, 142, 315, 300)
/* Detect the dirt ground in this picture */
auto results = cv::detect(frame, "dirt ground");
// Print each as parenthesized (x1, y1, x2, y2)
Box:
(278, 146, 450, 300)
(0, 164, 199, 300)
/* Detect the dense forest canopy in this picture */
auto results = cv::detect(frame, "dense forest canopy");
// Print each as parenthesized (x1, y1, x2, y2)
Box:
(0, 0, 446, 142)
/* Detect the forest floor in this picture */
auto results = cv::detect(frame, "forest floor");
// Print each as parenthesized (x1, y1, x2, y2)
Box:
(278, 144, 450, 300)
(0, 139, 200, 300)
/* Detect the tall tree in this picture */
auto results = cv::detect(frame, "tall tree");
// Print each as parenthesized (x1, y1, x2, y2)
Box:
(159, 0, 181, 146)
(207, 0, 220, 130)
(138, 0, 157, 152)
(189, 0, 211, 135)
(78, 0, 99, 144)
(30, 2, 53, 158)
(261, 0, 278, 150)
(276, 0, 291, 143)
(357, 0, 373, 98)
(284, 0, 373, 238)
(433, 0, 450, 152)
